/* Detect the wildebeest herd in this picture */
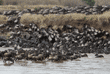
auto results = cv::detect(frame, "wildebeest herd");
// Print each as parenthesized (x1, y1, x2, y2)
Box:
(2, 5, 110, 16)
(0, 5, 110, 65)
(0, 23, 109, 64)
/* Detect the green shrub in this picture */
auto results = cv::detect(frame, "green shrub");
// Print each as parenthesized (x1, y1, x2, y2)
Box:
(34, 7, 42, 11)
(84, 17, 86, 20)
(35, 8, 37, 11)
(90, 18, 92, 20)
(82, 0, 95, 6)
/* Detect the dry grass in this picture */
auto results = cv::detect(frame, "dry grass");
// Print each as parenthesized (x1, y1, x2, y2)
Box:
(0, 32, 11, 39)
(0, 0, 110, 11)
(0, 4, 110, 33)
(2, 0, 88, 7)
(0, 15, 8, 24)
(0, 5, 64, 11)
(1, 0, 110, 7)
(0, 0, 109, 13)
(20, 11, 110, 33)
(94, 0, 110, 6)
(0, 0, 110, 34)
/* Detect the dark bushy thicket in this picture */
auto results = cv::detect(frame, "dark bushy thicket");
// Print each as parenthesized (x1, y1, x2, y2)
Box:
(82, 0, 95, 6)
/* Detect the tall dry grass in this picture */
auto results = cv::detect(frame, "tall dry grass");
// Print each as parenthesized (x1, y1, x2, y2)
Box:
(0, 5, 64, 11)
(2, 0, 110, 6)
(0, 0, 110, 34)
(20, 11, 110, 33)
(2, 0, 88, 7)
(0, 0, 110, 11)
(0, 15, 8, 24)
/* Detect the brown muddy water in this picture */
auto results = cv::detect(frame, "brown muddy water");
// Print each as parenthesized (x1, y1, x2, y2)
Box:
(0, 47, 110, 74)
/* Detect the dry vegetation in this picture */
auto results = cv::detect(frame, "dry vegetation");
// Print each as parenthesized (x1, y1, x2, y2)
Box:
(20, 11, 110, 33)
(0, 0, 110, 33)
(1, 0, 110, 6)
(0, 0, 110, 11)
(0, 5, 65, 12)
(2, 0, 88, 7)
(0, 15, 8, 24)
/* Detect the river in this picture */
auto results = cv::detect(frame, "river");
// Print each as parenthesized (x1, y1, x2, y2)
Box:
(0, 47, 110, 74)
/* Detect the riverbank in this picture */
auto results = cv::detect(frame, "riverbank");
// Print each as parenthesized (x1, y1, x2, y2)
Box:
(0, 51, 110, 74)
(0, 5, 110, 65)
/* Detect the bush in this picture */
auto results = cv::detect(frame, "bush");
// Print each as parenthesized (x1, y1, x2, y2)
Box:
(82, 0, 95, 6)
(84, 17, 86, 20)
(0, 0, 2, 5)
(35, 8, 37, 11)
(34, 7, 42, 11)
